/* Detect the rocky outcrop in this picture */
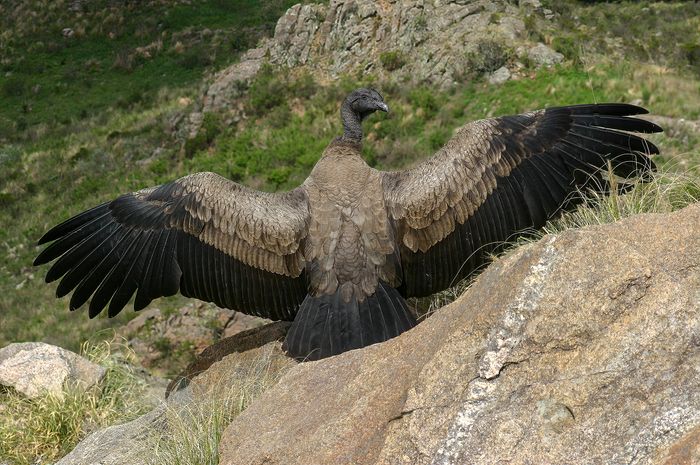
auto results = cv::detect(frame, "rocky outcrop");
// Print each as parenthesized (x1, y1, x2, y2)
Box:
(0, 342, 105, 398)
(217, 204, 700, 465)
(201, 0, 554, 115)
(51, 205, 700, 464)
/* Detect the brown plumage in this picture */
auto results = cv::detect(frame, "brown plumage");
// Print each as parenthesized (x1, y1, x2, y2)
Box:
(34, 88, 661, 361)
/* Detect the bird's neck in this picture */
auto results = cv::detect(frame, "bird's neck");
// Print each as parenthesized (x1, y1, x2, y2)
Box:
(340, 101, 363, 143)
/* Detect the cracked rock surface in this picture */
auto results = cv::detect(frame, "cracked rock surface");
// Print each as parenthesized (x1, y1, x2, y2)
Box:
(219, 204, 700, 465)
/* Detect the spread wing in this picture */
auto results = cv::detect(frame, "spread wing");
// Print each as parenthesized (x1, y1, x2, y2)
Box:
(382, 104, 661, 297)
(34, 172, 310, 320)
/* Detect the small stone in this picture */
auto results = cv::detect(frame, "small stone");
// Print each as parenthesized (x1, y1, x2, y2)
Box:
(0, 342, 105, 399)
(527, 43, 564, 67)
(488, 66, 511, 85)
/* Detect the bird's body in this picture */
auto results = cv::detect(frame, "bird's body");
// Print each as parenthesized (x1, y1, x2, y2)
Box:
(305, 139, 398, 302)
(34, 88, 662, 361)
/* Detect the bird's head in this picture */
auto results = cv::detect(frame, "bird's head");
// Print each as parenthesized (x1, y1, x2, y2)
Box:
(344, 88, 389, 120)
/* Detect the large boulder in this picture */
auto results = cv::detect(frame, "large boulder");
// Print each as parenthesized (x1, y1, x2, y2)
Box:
(218, 204, 700, 464)
(527, 42, 564, 67)
(0, 342, 105, 399)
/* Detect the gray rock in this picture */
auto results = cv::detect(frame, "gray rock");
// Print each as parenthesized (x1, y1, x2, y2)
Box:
(218, 204, 700, 465)
(201, 47, 267, 114)
(496, 16, 526, 40)
(0, 342, 105, 399)
(488, 66, 511, 84)
(199, 0, 536, 118)
(527, 42, 564, 67)
(55, 407, 167, 465)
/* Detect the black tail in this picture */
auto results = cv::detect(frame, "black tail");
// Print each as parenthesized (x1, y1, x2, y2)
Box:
(283, 281, 416, 361)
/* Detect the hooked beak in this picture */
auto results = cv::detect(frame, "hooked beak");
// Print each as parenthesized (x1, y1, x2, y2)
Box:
(377, 102, 389, 113)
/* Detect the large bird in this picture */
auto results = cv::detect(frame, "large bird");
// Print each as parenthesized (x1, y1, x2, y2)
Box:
(34, 88, 661, 361)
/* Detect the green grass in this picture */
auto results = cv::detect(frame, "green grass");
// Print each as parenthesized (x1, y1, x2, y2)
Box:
(0, 339, 152, 465)
(188, 62, 700, 193)
(0, 0, 305, 137)
(540, 0, 700, 74)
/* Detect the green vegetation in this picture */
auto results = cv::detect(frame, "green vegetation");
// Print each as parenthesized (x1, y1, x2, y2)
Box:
(0, 0, 305, 137)
(0, 339, 152, 465)
(462, 40, 511, 79)
(379, 50, 407, 71)
(541, 1, 700, 74)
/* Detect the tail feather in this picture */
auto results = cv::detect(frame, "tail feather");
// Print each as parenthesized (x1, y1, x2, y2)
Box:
(283, 281, 416, 361)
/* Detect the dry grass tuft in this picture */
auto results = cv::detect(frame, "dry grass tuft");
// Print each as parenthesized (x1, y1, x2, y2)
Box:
(147, 344, 292, 465)
(540, 165, 700, 235)
(0, 338, 152, 465)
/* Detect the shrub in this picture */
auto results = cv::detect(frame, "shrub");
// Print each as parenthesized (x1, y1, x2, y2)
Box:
(682, 42, 700, 73)
(178, 48, 214, 70)
(247, 64, 288, 116)
(379, 50, 407, 71)
(408, 87, 441, 119)
(112, 49, 135, 72)
(552, 36, 581, 64)
(267, 166, 292, 186)
(184, 112, 223, 158)
(290, 71, 317, 100)
(473, 40, 509, 74)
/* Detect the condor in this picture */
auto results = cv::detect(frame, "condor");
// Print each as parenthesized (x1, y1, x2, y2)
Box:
(34, 88, 660, 361)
